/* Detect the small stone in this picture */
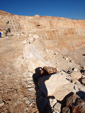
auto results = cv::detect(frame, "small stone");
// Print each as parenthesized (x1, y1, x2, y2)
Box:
(49, 98, 57, 107)
(66, 58, 69, 61)
(22, 40, 28, 45)
(25, 100, 30, 105)
(27, 87, 34, 91)
(0, 102, 4, 107)
(62, 106, 70, 113)
(53, 102, 61, 113)
(22, 97, 28, 101)
(74, 68, 78, 72)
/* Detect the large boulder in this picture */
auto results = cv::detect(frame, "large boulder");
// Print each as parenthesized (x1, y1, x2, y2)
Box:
(38, 72, 75, 101)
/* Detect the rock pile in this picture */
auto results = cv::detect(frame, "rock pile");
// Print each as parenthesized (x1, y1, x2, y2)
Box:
(13, 34, 85, 113)
(61, 93, 85, 113)
(33, 66, 85, 113)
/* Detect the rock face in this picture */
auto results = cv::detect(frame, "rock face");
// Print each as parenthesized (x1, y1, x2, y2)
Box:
(0, 10, 85, 50)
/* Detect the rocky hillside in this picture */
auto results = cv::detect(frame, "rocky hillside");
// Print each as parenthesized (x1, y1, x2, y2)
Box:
(0, 10, 85, 113)
(0, 10, 85, 50)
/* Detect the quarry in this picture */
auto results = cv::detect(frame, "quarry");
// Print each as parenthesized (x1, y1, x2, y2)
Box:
(0, 10, 85, 113)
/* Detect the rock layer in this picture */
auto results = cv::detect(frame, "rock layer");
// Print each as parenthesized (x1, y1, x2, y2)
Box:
(0, 10, 85, 50)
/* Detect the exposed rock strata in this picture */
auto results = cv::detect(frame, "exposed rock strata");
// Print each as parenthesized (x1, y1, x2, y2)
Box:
(0, 10, 85, 50)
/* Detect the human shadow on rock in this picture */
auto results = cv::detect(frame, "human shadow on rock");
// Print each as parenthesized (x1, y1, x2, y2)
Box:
(33, 67, 53, 113)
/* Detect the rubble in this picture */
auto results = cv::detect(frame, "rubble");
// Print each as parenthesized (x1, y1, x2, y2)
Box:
(61, 93, 85, 113)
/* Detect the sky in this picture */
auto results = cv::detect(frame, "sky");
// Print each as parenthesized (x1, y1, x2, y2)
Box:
(0, 0, 85, 19)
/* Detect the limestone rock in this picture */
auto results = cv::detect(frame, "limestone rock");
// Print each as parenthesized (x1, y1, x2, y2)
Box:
(49, 98, 57, 108)
(23, 44, 42, 59)
(38, 73, 75, 101)
(53, 102, 61, 113)
(71, 71, 82, 80)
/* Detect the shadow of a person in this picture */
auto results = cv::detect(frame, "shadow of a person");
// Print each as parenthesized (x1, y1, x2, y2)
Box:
(33, 67, 53, 113)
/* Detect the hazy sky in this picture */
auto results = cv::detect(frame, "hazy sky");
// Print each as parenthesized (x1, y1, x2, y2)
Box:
(0, 0, 85, 19)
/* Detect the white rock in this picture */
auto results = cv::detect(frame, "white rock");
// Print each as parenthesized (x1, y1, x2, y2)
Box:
(74, 68, 78, 72)
(23, 44, 50, 72)
(53, 102, 61, 113)
(71, 71, 82, 80)
(66, 57, 69, 61)
(49, 98, 57, 107)
(15, 43, 51, 72)
(39, 73, 75, 101)
(75, 80, 85, 91)
(23, 44, 42, 59)
(25, 100, 30, 104)
(22, 40, 28, 45)
(0, 102, 4, 107)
